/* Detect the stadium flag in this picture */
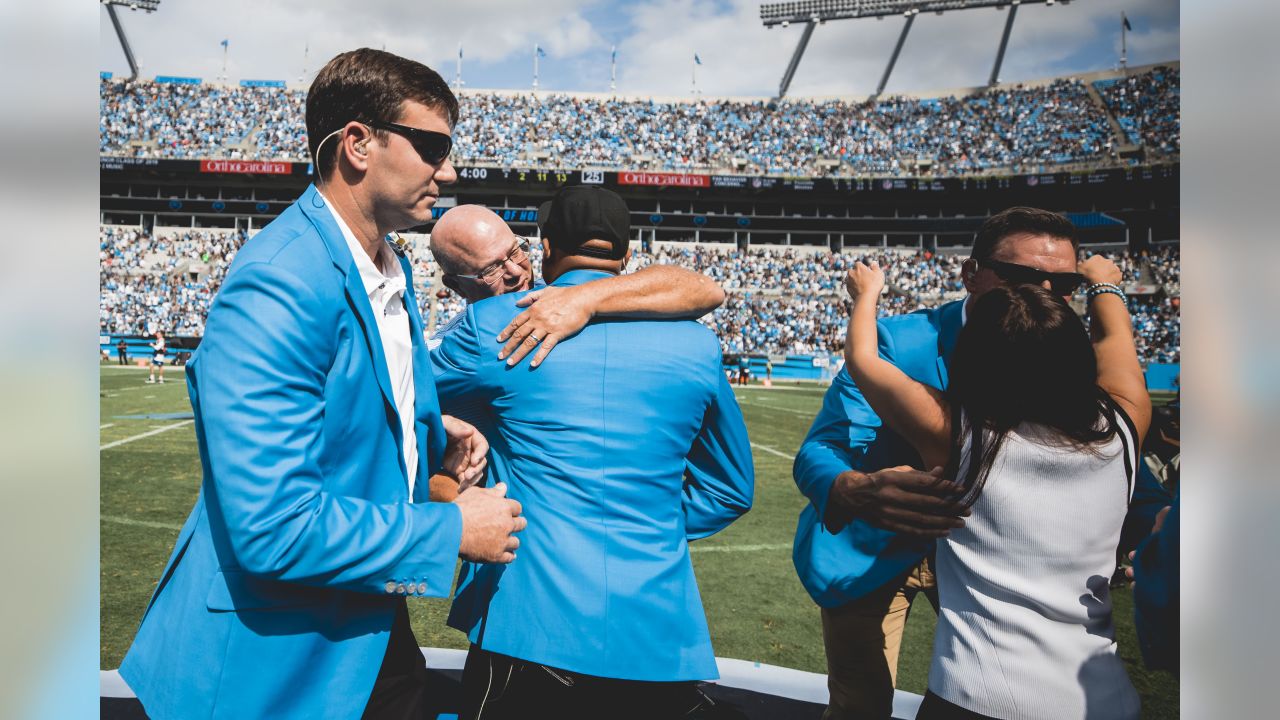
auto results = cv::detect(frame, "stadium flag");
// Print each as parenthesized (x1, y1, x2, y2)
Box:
(1122, 12, 1132, 31)
(220, 39, 229, 49)
(610, 45, 617, 91)
(694, 53, 702, 65)
(533, 44, 545, 90)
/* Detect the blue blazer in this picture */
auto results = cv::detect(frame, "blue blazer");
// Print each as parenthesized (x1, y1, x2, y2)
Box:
(120, 185, 464, 720)
(792, 301, 963, 608)
(432, 269, 755, 682)
(792, 299, 1173, 608)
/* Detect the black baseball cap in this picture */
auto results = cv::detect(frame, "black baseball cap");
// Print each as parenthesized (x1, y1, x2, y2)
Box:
(536, 185, 631, 260)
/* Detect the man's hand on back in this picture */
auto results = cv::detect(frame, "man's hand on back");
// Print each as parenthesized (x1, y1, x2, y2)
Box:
(454, 482, 526, 564)
(496, 285, 593, 369)
(824, 465, 969, 537)
(441, 415, 489, 489)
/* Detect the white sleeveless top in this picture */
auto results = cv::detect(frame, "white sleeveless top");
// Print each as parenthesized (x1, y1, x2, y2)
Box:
(929, 404, 1142, 719)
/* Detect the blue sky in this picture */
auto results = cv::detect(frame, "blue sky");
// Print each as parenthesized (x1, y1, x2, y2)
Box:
(99, 0, 1179, 97)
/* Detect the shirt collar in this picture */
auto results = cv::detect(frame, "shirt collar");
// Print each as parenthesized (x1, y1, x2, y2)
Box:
(549, 268, 617, 288)
(319, 193, 406, 301)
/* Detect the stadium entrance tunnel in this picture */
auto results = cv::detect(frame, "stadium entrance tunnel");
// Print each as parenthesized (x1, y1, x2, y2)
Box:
(101, 648, 927, 719)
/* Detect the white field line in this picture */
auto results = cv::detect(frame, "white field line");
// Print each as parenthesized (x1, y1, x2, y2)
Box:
(734, 400, 815, 418)
(102, 515, 182, 531)
(751, 442, 795, 460)
(99, 420, 194, 451)
(99, 423, 115, 430)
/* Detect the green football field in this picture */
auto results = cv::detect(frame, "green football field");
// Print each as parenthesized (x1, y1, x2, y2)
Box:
(99, 365, 1178, 717)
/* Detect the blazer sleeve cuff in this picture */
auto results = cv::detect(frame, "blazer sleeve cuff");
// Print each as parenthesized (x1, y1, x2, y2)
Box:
(394, 502, 463, 598)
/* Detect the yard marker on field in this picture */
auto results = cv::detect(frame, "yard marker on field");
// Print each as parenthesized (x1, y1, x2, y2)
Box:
(99, 420, 194, 451)
(751, 442, 795, 460)
(102, 515, 182, 531)
(735, 400, 814, 418)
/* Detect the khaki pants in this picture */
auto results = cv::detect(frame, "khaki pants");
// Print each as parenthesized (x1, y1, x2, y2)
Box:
(821, 557, 939, 720)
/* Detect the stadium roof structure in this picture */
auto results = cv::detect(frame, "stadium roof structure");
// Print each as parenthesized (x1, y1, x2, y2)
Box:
(760, 0, 1067, 98)
(102, 0, 162, 84)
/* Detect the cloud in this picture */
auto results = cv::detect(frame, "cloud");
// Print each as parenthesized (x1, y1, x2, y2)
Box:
(99, 0, 1178, 96)
(99, 0, 604, 82)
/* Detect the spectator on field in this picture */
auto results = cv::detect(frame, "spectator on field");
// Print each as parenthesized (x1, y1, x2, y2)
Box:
(146, 331, 166, 384)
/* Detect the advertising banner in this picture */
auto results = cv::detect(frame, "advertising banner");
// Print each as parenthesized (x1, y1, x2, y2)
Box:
(199, 159, 293, 175)
(618, 171, 710, 188)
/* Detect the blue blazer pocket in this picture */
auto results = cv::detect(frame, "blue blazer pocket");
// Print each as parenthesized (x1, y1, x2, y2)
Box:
(206, 570, 327, 612)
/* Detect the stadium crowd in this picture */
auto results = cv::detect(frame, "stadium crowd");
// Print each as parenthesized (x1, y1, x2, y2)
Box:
(1095, 66, 1180, 155)
(100, 67, 1177, 176)
(101, 228, 1180, 365)
(100, 227, 247, 337)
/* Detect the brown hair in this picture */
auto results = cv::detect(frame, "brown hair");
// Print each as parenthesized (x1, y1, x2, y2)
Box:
(972, 206, 1078, 262)
(306, 48, 459, 178)
(947, 284, 1117, 504)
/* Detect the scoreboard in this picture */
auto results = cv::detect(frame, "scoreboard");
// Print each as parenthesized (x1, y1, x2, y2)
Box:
(101, 156, 1178, 197)
(451, 165, 1179, 195)
(99, 157, 1178, 244)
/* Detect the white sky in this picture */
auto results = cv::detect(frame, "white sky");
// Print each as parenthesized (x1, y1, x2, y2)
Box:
(99, 0, 1179, 97)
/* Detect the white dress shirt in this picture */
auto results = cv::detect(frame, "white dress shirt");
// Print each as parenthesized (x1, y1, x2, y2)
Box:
(323, 198, 419, 498)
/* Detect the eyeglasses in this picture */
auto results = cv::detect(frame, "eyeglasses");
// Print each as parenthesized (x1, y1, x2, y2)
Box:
(450, 236, 530, 285)
(978, 258, 1085, 296)
(368, 120, 453, 165)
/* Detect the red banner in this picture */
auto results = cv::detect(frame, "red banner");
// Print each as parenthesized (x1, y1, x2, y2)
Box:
(617, 171, 710, 188)
(199, 159, 293, 175)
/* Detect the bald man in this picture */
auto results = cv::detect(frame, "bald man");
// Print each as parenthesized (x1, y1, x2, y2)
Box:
(424, 203, 725, 501)
(428, 204, 724, 367)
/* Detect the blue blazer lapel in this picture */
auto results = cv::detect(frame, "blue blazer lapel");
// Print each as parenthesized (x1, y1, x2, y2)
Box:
(398, 254, 447, 501)
(298, 185, 400, 426)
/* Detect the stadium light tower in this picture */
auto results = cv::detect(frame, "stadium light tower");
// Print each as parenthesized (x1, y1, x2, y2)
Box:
(102, 0, 161, 84)
(761, 0, 1065, 99)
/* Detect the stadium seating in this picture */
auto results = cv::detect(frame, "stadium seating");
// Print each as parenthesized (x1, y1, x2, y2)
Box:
(100, 227, 1180, 364)
(1094, 66, 1180, 154)
(99, 67, 1178, 176)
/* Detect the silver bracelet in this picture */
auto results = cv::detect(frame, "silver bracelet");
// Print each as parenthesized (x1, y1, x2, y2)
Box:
(1086, 286, 1127, 305)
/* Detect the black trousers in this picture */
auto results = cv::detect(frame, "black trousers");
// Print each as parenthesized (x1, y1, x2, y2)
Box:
(362, 600, 430, 720)
(458, 646, 742, 720)
(915, 690, 1000, 720)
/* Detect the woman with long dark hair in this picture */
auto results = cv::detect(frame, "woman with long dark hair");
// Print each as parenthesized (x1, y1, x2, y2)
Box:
(841, 255, 1150, 720)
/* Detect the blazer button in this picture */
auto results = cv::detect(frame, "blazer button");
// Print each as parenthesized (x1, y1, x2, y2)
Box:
(384, 581, 397, 594)
(416, 583, 428, 595)
(396, 583, 407, 594)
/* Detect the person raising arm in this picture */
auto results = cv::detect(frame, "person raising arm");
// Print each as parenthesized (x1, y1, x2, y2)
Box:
(1081, 254, 1153, 442)
(842, 261, 950, 472)
(841, 254, 1152, 484)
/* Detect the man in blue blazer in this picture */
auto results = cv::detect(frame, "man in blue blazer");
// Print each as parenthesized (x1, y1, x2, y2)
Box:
(433, 186, 755, 719)
(119, 49, 525, 720)
(793, 207, 1172, 719)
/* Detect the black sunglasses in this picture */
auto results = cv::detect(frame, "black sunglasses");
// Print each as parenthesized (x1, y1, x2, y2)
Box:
(368, 120, 453, 165)
(978, 258, 1085, 295)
